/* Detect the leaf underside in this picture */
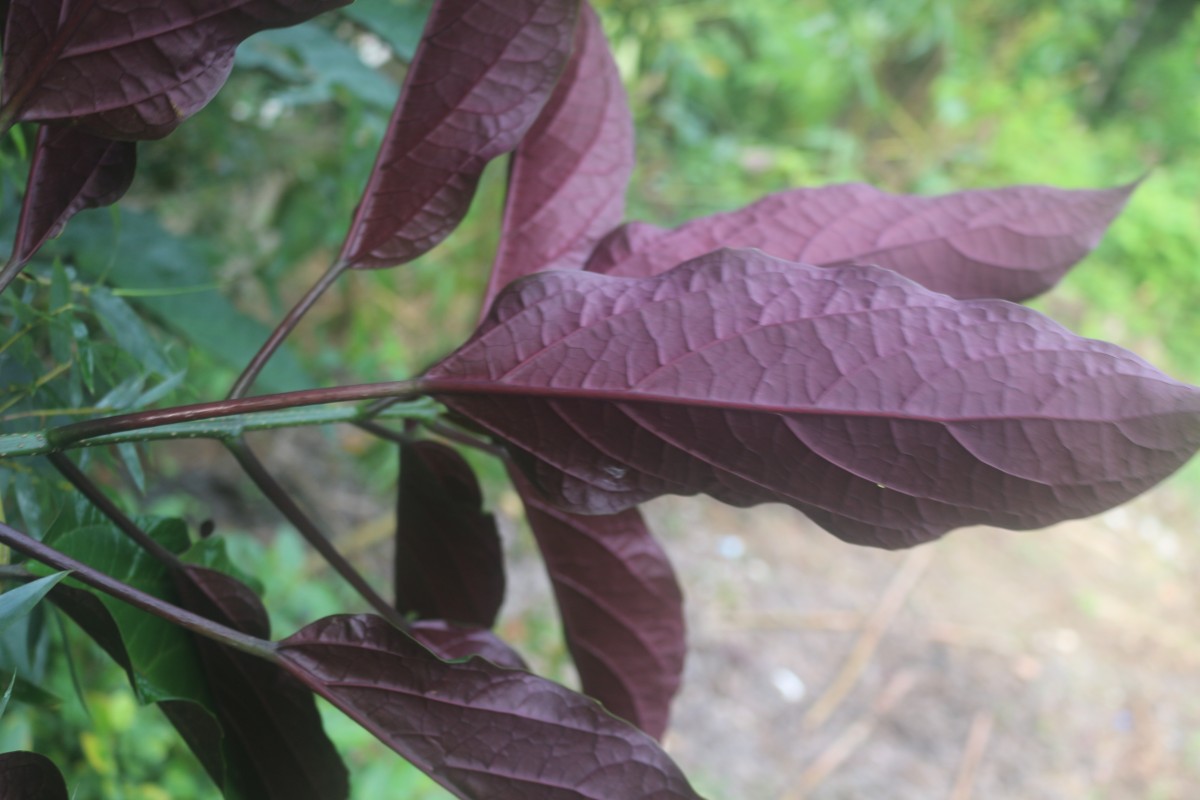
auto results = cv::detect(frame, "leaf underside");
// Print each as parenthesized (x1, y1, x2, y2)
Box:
(427, 248, 1200, 549)
(338, 0, 582, 268)
(514, 470, 685, 740)
(276, 614, 703, 800)
(0, 0, 351, 139)
(7, 124, 136, 271)
(395, 440, 505, 628)
(482, 1, 634, 305)
(586, 182, 1137, 301)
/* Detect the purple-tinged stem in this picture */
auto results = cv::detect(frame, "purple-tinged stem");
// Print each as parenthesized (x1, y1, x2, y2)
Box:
(223, 438, 409, 632)
(46, 451, 181, 567)
(0, 520, 273, 660)
(226, 261, 348, 400)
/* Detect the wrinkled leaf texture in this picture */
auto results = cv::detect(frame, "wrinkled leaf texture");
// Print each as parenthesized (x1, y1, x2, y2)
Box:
(7, 125, 136, 272)
(426, 248, 1200, 549)
(513, 471, 685, 740)
(338, 0, 581, 268)
(396, 440, 504, 628)
(276, 614, 703, 800)
(476, 0, 686, 740)
(0, 0, 350, 139)
(482, 2, 634, 302)
(586, 182, 1136, 301)
(0, 751, 69, 800)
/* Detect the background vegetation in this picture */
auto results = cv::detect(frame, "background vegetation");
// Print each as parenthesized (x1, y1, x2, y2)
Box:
(2, 0, 1197, 797)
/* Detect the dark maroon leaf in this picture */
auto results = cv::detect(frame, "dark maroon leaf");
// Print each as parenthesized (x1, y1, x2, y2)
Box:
(0, 751, 69, 800)
(409, 619, 527, 669)
(276, 614, 704, 800)
(175, 566, 349, 800)
(587, 182, 1137, 301)
(338, 0, 581, 269)
(396, 440, 504, 627)
(50, 572, 347, 799)
(7, 124, 136, 272)
(482, 2, 634, 306)
(514, 471, 684, 740)
(0, 0, 350, 139)
(423, 248, 1200, 549)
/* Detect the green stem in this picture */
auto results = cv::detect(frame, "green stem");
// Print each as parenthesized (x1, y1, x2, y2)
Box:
(41, 379, 427, 452)
(0, 397, 440, 458)
(0, 520, 275, 661)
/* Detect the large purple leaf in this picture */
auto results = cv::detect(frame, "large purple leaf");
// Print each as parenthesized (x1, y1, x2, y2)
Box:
(275, 614, 703, 800)
(586, 182, 1137, 301)
(7, 124, 136, 272)
(514, 471, 685, 740)
(0, 752, 69, 800)
(481, 2, 634, 306)
(396, 440, 504, 627)
(337, 0, 581, 269)
(422, 248, 1200, 549)
(0, 0, 350, 139)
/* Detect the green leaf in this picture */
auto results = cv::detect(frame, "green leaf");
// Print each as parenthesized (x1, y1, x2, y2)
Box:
(0, 672, 14, 719)
(53, 211, 312, 393)
(116, 442, 145, 494)
(0, 572, 70, 637)
(340, 0, 428, 61)
(43, 522, 211, 706)
(90, 287, 172, 376)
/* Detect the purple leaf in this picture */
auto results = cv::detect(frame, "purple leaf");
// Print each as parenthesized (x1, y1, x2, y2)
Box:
(175, 566, 349, 800)
(338, 0, 581, 269)
(409, 619, 528, 670)
(0, 751, 69, 800)
(7, 124, 136, 273)
(585, 221, 669, 275)
(396, 440, 504, 628)
(514, 471, 685, 740)
(276, 614, 704, 800)
(423, 248, 1200, 549)
(482, 2, 634, 306)
(588, 182, 1137, 301)
(0, 0, 350, 139)
(49, 572, 347, 799)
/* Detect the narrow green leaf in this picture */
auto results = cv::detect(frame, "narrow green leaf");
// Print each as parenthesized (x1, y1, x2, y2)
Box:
(115, 442, 145, 494)
(43, 522, 211, 706)
(90, 287, 171, 375)
(0, 572, 70, 637)
(0, 671, 14, 719)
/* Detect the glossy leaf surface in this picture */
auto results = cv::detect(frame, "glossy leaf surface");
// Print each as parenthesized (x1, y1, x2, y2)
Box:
(7, 125, 136, 273)
(587, 182, 1136, 301)
(0, 751, 69, 800)
(482, 2, 634, 305)
(339, 0, 581, 268)
(515, 472, 684, 739)
(0, 0, 350, 138)
(396, 440, 504, 627)
(276, 614, 703, 800)
(426, 249, 1200, 548)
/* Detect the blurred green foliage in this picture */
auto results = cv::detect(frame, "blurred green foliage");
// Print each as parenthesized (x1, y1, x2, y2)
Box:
(2, 0, 1198, 797)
